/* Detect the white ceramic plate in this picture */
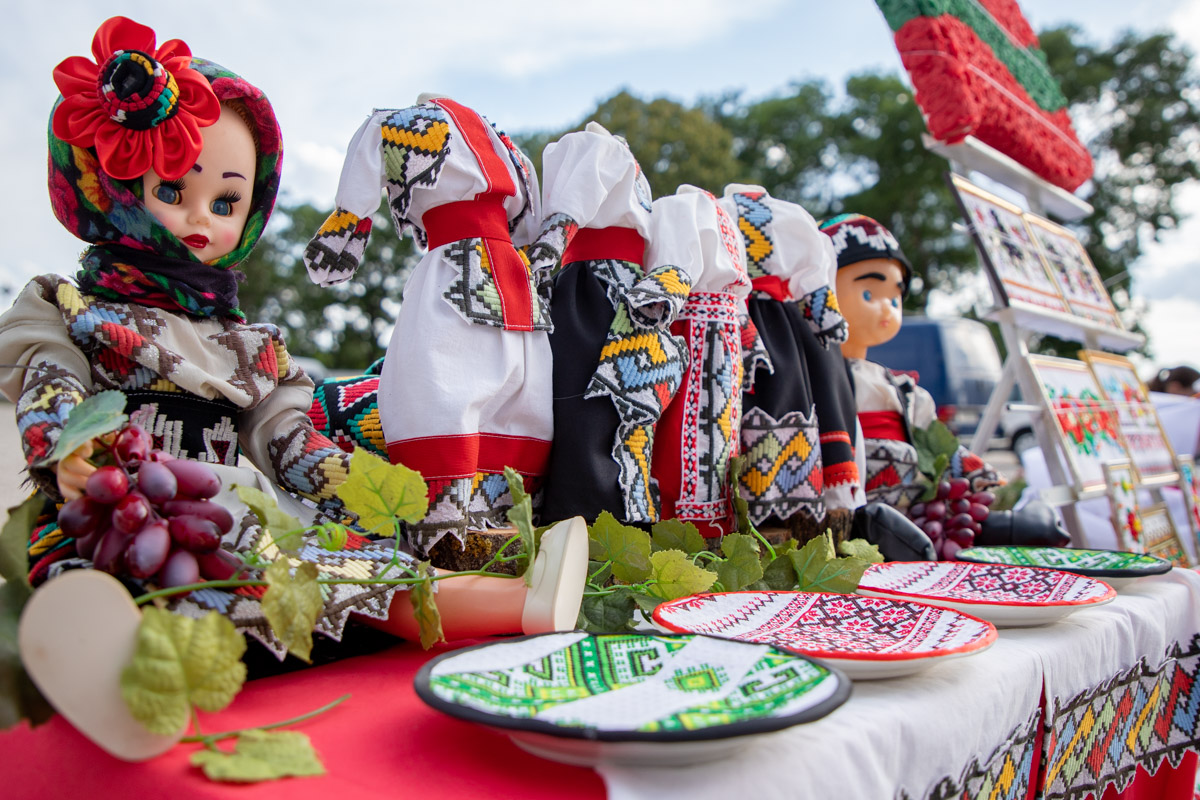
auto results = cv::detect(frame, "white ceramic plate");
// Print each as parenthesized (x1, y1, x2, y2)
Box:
(653, 591, 997, 680)
(856, 561, 1115, 628)
(414, 631, 850, 767)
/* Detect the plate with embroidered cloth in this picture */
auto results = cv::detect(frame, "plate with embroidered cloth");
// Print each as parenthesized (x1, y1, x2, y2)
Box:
(651, 591, 997, 680)
(414, 631, 850, 767)
(856, 561, 1115, 627)
(953, 546, 1171, 588)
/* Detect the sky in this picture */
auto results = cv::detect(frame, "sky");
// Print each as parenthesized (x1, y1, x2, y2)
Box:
(2, 0, 1197, 375)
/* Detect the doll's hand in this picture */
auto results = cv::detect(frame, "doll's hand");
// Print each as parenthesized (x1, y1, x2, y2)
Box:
(55, 440, 97, 500)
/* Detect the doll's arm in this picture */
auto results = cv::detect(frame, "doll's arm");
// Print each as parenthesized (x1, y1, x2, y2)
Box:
(0, 278, 96, 498)
(522, 213, 580, 286)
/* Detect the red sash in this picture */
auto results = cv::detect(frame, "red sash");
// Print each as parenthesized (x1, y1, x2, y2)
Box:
(859, 410, 907, 441)
(561, 226, 646, 266)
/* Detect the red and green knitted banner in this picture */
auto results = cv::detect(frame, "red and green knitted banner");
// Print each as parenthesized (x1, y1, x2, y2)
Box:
(875, 0, 1094, 191)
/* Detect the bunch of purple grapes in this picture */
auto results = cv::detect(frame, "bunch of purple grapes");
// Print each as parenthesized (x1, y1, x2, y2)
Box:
(908, 477, 995, 560)
(56, 423, 245, 588)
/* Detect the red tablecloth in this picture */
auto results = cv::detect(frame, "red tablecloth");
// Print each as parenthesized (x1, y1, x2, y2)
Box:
(0, 636, 607, 799)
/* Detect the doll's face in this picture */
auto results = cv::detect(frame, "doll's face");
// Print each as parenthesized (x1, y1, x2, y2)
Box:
(836, 257, 906, 358)
(142, 105, 256, 263)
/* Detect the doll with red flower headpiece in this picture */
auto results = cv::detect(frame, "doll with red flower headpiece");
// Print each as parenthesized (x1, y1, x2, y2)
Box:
(0, 16, 587, 760)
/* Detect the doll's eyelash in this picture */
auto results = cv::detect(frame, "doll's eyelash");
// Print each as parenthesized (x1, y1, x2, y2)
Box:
(161, 178, 186, 191)
(217, 191, 243, 204)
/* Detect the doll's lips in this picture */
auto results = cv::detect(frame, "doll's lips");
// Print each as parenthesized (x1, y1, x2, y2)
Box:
(182, 234, 209, 249)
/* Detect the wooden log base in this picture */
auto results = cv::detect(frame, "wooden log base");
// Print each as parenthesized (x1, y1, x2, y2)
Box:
(427, 526, 524, 575)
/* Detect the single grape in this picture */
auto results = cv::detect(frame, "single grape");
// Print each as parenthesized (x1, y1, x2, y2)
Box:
(164, 460, 222, 500)
(949, 512, 975, 531)
(158, 549, 200, 589)
(161, 498, 234, 535)
(941, 540, 964, 560)
(909, 502, 926, 519)
(74, 526, 102, 560)
(968, 521, 982, 536)
(147, 450, 176, 463)
(950, 498, 971, 516)
(971, 491, 996, 507)
(969, 503, 990, 522)
(85, 465, 130, 505)
(947, 478, 970, 500)
(946, 527, 974, 548)
(126, 522, 171, 579)
(936, 481, 951, 500)
(114, 424, 153, 464)
(921, 519, 944, 540)
(136, 460, 178, 505)
(111, 492, 151, 534)
(58, 496, 106, 539)
(910, 515, 927, 528)
(924, 500, 946, 521)
(168, 515, 221, 553)
(196, 548, 246, 581)
(92, 527, 132, 574)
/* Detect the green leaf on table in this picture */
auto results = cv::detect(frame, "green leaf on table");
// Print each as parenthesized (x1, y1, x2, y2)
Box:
(0, 495, 42, 590)
(235, 485, 303, 555)
(788, 533, 871, 594)
(651, 519, 705, 555)
(262, 561, 322, 663)
(34, 390, 127, 468)
(410, 562, 444, 650)
(503, 467, 535, 585)
(191, 729, 325, 782)
(912, 421, 959, 481)
(578, 590, 637, 633)
(990, 477, 1027, 512)
(588, 512, 651, 584)
(0, 580, 54, 731)
(715, 533, 763, 592)
(586, 559, 613, 588)
(838, 538, 885, 565)
(336, 449, 428, 535)
(121, 608, 247, 735)
(647, 549, 717, 600)
(729, 455, 756, 536)
(761, 553, 799, 590)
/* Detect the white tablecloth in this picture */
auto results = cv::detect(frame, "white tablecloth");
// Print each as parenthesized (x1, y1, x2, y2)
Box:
(600, 569, 1200, 800)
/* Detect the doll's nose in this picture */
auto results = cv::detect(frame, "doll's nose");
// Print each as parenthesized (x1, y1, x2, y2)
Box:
(187, 204, 211, 226)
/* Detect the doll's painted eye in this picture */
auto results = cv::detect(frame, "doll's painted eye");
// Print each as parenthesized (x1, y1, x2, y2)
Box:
(862, 289, 872, 302)
(211, 193, 241, 217)
(152, 182, 182, 205)
(890, 297, 900, 308)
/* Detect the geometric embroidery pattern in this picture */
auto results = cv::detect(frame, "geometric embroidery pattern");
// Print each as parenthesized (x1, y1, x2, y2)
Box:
(732, 190, 774, 281)
(801, 284, 848, 345)
(957, 546, 1170, 573)
(654, 592, 995, 659)
(864, 437, 923, 508)
(423, 632, 843, 733)
(380, 105, 451, 249)
(738, 406, 824, 524)
(901, 708, 1042, 800)
(674, 293, 744, 533)
(859, 561, 1114, 605)
(1040, 634, 1200, 799)
(308, 373, 387, 458)
(585, 259, 692, 522)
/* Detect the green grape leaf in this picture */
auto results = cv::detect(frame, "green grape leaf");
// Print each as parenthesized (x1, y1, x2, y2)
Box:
(0, 580, 54, 731)
(626, 588, 665, 617)
(647, 549, 717, 600)
(588, 512, 652, 584)
(336, 449, 428, 535)
(650, 519, 706, 555)
(586, 560, 613, 588)
(504, 467, 535, 585)
(0, 495, 42, 589)
(191, 729, 325, 783)
(990, 477, 1027, 512)
(34, 390, 127, 468)
(912, 421, 959, 481)
(235, 485, 303, 555)
(715, 533, 763, 592)
(410, 563, 444, 650)
(761, 550, 799, 590)
(262, 561, 322, 663)
(121, 608, 247, 735)
(788, 533, 871, 594)
(838, 538, 885, 565)
(578, 590, 637, 633)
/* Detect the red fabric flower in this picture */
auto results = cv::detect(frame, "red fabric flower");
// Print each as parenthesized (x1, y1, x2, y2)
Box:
(51, 16, 220, 181)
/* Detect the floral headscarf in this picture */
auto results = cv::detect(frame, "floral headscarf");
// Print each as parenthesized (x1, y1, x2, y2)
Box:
(47, 17, 282, 319)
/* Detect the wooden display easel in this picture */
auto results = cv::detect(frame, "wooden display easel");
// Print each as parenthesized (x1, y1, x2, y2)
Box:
(929, 135, 1147, 546)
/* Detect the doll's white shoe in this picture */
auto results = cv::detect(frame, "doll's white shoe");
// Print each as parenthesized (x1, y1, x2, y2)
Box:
(17, 570, 185, 760)
(521, 516, 589, 635)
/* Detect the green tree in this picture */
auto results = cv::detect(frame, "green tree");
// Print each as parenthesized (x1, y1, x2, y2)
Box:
(238, 202, 417, 371)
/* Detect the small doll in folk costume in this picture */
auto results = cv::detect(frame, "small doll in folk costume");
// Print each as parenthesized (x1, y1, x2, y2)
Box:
(820, 213, 1002, 556)
(646, 186, 751, 540)
(717, 186, 866, 538)
(541, 123, 692, 525)
(2, 17, 586, 761)
(304, 95, 576, 554)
